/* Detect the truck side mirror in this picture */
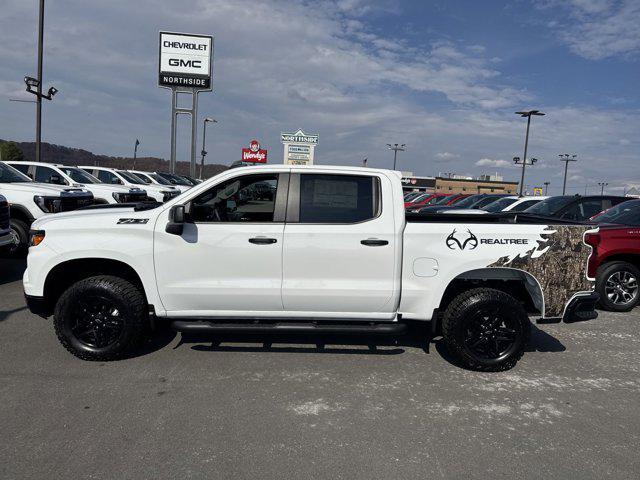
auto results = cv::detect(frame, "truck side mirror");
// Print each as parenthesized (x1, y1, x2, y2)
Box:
(166, 205, 186, 235)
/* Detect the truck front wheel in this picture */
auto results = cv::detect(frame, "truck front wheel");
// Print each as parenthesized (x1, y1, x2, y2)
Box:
(442, 288, 530, 372)
(53, 275, 147, 361)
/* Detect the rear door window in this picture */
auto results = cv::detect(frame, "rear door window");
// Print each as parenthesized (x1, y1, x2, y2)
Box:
(295, 174, 379, 223)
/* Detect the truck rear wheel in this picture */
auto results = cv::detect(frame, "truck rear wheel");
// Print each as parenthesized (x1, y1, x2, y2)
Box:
(442, 288, 530, 372)
(53, 275, 147, 361)
(596, 261, 640, 312)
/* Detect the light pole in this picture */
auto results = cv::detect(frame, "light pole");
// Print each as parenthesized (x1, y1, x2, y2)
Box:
(386, 143, 406, 170)
(199, 117, 217, 179)
(132, 139, 140, 169)
(598, 182, 608, 196)
(543, 181, 550, 195)
(23, 0, 57, 162)
(559, 154, 578, 195)
(514, 110, 545, 196)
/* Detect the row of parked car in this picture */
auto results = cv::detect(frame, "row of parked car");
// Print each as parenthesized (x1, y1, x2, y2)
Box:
(404, 190, 640, 313)
(0, 160, 200, 255)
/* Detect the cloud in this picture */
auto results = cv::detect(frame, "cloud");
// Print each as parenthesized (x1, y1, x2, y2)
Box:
(0, 0, 637, 193)
(541, 0, 640, 60)
(434, 152, 459, 161)
(475, 158, 512, 168)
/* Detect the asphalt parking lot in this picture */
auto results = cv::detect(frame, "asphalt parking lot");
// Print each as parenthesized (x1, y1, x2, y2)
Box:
(1, 258, 639, 479)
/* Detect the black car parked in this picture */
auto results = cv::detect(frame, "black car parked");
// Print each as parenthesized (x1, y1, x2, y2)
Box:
(522, 195, 629, 221)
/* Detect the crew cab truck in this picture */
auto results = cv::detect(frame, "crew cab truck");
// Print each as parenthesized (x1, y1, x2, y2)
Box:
(6, 161, 148, 205)
(24, 165, 599, 371)
(0, 161, 94, 255)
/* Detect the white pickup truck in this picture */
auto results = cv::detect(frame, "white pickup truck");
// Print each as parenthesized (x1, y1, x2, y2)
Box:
(24, 165, 599, 371)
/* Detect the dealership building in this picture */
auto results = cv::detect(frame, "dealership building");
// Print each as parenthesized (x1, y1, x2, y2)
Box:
(401, 173, 518, 195)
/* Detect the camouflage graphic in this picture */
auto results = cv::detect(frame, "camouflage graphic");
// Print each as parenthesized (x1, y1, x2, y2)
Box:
(489, 225, 593, 318)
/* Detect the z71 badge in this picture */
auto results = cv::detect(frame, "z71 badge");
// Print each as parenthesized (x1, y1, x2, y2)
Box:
(117, 218, 149, 224)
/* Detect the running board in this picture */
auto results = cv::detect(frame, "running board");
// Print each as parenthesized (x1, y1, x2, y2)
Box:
(170, 320, 407, 335)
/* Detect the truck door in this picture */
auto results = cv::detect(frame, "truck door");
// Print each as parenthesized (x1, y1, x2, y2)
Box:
(154, 172, 288, 315)
(281, 172, 398, 316)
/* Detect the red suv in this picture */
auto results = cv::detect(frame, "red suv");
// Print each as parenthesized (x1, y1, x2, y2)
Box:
(588, 199, 640, 311)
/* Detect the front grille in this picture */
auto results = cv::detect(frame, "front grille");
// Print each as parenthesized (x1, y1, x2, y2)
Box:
(116, 192, 148, 203)
(59, 194, 94, 212)
(0, 198, 9, 231)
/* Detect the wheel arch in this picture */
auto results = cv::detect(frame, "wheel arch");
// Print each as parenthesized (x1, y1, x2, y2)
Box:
(433, 267, 544, 333)
(41, 258, 149, 317)
(597, 253, 640, 272)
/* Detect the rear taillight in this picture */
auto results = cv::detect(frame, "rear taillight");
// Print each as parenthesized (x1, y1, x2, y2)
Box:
(584, 231, 600, 278)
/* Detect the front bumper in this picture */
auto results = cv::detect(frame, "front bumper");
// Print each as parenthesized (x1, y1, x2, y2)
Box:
(24, 294, 51, 318)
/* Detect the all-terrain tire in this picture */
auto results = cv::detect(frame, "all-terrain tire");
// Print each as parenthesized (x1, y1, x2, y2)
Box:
(596, 261, 640, 312)
(7, 218, 29, 257)
(53, 275, 148, 361)
(442, 288, 530, 372)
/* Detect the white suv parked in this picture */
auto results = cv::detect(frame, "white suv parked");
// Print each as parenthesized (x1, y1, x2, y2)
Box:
(0, 161, 93, 254)
(79, 166, 181, 203)
(7, 161, 149, 205)
(128, 169, 191, 193)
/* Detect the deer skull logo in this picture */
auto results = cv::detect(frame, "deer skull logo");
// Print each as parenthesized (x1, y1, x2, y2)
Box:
(446, 229, 478, 250)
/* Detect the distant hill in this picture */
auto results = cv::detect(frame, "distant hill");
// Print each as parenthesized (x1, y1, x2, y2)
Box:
(0, 139, 229, 179)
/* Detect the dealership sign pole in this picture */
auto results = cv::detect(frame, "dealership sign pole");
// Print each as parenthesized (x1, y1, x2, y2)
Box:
(158, 31, 213, 176)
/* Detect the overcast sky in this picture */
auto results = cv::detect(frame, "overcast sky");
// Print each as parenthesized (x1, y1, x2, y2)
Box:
(1, 0, 638, 194)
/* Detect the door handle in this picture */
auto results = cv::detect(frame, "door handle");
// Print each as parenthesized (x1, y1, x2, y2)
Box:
(361, 238, 389, 246)
(249, 237, 277, 245)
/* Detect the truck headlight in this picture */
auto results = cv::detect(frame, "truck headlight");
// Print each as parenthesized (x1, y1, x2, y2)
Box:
(112, 192, 124, 203)
(33, 195, 62, 213)
(161, 190, 178, 202)
(29, 230, 45, 247)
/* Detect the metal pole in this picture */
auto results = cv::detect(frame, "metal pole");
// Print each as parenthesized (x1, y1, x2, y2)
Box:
(199, 119, 207, 180)
(133, 140, 138, 169)
(562, 159, 569, 195)
(170, 90, 177, 174)
(519, 115, 531, 196)
(35, 0, 45, 162)
(190, 90, 198, 178)
(393, 149, 398, 170)
(544, 181, 550, 195)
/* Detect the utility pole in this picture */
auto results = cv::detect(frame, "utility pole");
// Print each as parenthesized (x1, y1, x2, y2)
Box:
(514, 110, 545, 196)
(598, 182, 608, 196)
(199, 117, 216, 179)
(559, 154, 578, 195)
(36, 0, 44, 162)
(543, 181, 550, 195)
(23, 1, 58, 162)
(133, 139, 140, 169)
(362, 157, 368, 167)
(386, 143, 406, 170)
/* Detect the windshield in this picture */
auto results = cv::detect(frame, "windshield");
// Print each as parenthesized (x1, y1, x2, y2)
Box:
(158, 172, 192, 186)
(181, 175, 199, 185)
(149, 173, 172, 185)
(474, 195, 507, 209)
(117, 170, 147, 185)
(595, 200, 640, 225)
(131, 172, 152, 184)
(60, 167, 100, 184)
(0, 162, 32, 183)
(449, 195, 482, 208)
(482, 197, 518, 212)
(524, 196, 575, 216)
(435, 194, 457, 205)
(404, 192, 421, 201)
